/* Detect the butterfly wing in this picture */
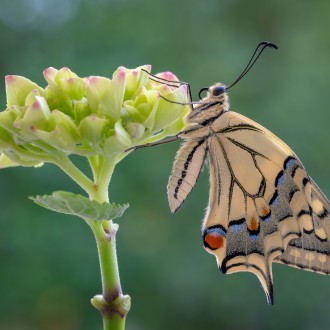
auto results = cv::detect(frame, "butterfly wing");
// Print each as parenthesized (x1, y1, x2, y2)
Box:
(202, 111, 330, 304)
(168, 139, 208, 213)
(275, 177, 330, 272)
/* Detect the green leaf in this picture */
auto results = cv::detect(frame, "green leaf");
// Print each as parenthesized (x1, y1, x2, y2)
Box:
(29, 191, 129, 221)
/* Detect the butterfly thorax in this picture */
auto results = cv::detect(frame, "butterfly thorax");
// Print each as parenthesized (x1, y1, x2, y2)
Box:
(187, 83, 229, 126)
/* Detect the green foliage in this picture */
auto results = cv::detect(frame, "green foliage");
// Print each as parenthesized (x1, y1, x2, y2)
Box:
(30, 191, 129, 221)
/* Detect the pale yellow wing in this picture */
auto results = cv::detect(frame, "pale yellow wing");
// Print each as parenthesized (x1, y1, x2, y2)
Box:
(168, 139, 208, 213)
(201, 111, 330, 304)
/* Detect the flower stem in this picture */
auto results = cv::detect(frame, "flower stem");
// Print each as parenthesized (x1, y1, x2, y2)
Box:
(93, 221, 120, 297)
(54, 156, 95, 195)
(85, 157, 130, 330)
(88, 220, 130, 330)
(93, 157, 118, 203)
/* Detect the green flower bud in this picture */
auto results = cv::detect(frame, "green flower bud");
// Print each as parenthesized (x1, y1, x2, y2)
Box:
(73, 99, 91, 122)
(104, 120, 132, 155)
(33, 124, 77, 153)
(126, 122, 145, 141)
(32, 110, 80, 153)
(51, 110, 79, 137)
(152, 84, 189, 132)
(116, 65, 151, 100)
(124, 90, 159, 130)
(53, 68, 85, 100)
(5, 75, 44, 107)
(84, 71, 125, 121)
(0, 65, 189, 167)
(25, 88, 46, 107)
(43, 67, 76, 117)
(78, 115, 109, 147)
(19, 96, 52, 133)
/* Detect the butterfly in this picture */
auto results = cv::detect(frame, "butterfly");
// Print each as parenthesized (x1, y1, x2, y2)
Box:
(163, 42, 330, 304)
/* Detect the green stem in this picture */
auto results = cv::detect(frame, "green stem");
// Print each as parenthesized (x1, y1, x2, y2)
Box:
(103, 314, 126, 330)
(88, 155, 104, 182)
(54, 156, 95, 195)
(92, 156, 118, 203)
(93, 221, 120, 296)
(88, 220, 130, 330)
(85, 157, 130, 329)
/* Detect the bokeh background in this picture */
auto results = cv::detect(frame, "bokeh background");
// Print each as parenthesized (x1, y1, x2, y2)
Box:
(0, 0, 330, 329)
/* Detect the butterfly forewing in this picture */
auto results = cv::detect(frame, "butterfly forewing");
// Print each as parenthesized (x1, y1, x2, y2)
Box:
(167, 139, 208, 213)
(167, 83, 330, 304)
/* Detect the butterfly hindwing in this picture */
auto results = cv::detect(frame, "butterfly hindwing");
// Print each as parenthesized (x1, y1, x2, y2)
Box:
(276, 178, 330, 274)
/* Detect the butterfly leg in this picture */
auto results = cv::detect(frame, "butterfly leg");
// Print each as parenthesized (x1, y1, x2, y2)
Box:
(125, 135, 181, 152)
(141, 69, 197, 110)
(141, 69, 189, 86)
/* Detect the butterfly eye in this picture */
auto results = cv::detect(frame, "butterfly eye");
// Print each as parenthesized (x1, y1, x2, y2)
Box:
(203, 226, 227, 250)
(212, 85, 227, 96)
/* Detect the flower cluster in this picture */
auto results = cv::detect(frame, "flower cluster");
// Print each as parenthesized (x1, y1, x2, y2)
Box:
(0, 65, 189, 168)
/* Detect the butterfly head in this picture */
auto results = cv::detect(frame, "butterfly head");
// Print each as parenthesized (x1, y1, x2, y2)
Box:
(200, 83, 229, 111)
(199, 83, 228, 100)
(188, 83, 230, 124)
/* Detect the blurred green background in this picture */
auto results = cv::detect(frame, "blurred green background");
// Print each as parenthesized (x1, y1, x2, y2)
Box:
(0, 0, 330, 329)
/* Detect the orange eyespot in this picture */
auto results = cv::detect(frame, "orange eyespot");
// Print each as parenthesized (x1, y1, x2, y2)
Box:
(203, 226, 227, 250)
(204, 232, 224, 250)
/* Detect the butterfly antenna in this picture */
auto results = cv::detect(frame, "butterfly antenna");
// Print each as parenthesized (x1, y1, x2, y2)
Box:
(227, 41, 278, 89)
